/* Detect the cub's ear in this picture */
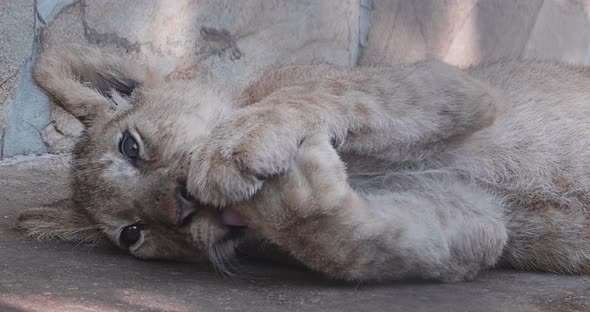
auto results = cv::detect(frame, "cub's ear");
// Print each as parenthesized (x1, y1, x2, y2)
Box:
(33, 44, 158, 127)
(15, 200, 104, 244)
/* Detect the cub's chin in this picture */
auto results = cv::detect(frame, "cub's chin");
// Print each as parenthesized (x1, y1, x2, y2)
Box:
(183, 206, 252, 272)
(205, 226, 247, 275)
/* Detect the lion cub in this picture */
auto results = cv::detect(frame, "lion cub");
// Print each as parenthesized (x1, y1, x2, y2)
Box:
(16, 45, 590, 282)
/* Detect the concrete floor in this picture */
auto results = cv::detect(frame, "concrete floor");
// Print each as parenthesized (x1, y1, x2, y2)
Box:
(1, 155, 590, 312)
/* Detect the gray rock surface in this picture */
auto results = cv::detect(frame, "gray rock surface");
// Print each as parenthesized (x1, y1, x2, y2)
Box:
(360, 0, 590, 66)
(2, 43, 50, 158)
(0, 0, 36, 158)
(524, 0, 590, 63)
(1, 155, 590, 311)
(36, 0, 77, 25)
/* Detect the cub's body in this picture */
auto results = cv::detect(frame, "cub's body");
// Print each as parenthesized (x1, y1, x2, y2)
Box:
(16, 46, 590, 281)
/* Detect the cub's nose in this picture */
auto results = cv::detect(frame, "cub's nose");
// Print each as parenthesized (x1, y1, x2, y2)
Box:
(175, 179, 199, 225)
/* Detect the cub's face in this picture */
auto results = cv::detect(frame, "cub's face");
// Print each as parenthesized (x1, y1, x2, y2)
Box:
(73, 81, 244, 261)
(16, 45, 248, 266)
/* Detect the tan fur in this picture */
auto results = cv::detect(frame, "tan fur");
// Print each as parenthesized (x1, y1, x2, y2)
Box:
(14, 44, 590, 282)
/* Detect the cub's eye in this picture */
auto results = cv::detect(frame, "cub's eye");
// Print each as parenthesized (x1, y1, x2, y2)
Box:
(120, 132, 140, 161)
(119, 224, 144, 248)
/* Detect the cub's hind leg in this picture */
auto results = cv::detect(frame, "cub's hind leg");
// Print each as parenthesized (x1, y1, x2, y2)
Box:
(231, 134, 508, 282)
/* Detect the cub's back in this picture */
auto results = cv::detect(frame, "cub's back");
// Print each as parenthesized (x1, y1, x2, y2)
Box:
(449, 61, 590, 205)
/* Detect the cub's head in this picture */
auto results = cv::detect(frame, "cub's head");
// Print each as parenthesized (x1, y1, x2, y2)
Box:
(16, 45, 246, 266)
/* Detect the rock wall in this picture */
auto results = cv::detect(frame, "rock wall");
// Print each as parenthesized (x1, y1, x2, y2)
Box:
(359, 0, 590, 66)
(1, 0, 46, 158)
(1, 0, 590, 159)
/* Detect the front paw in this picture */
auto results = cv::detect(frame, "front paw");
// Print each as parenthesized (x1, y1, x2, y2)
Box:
(228, 133, 353, 230)
(187, 107, 304, 206)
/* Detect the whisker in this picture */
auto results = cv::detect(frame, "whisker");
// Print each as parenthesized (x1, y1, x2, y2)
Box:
(208, 239, 251, 281)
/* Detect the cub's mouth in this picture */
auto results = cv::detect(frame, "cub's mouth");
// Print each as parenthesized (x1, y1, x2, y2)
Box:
(175, 178, 247, 228)
(173, 179, 250, 275)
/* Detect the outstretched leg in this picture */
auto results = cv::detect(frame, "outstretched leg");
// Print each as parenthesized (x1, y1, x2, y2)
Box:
(189, 61, 503, 205)
(231, 134, 508, 282)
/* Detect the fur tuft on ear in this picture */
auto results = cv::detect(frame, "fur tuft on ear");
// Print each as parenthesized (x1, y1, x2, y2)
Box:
(15, 199, 105, 245)
(33, 44, 151, 126)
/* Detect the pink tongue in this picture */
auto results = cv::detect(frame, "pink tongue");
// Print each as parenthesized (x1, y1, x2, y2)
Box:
(222, 209, 247, 227)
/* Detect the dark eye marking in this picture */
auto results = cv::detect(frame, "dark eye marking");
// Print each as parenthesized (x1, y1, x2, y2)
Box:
(119, 223, 144, 248)
(120, 131, 140, 162)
